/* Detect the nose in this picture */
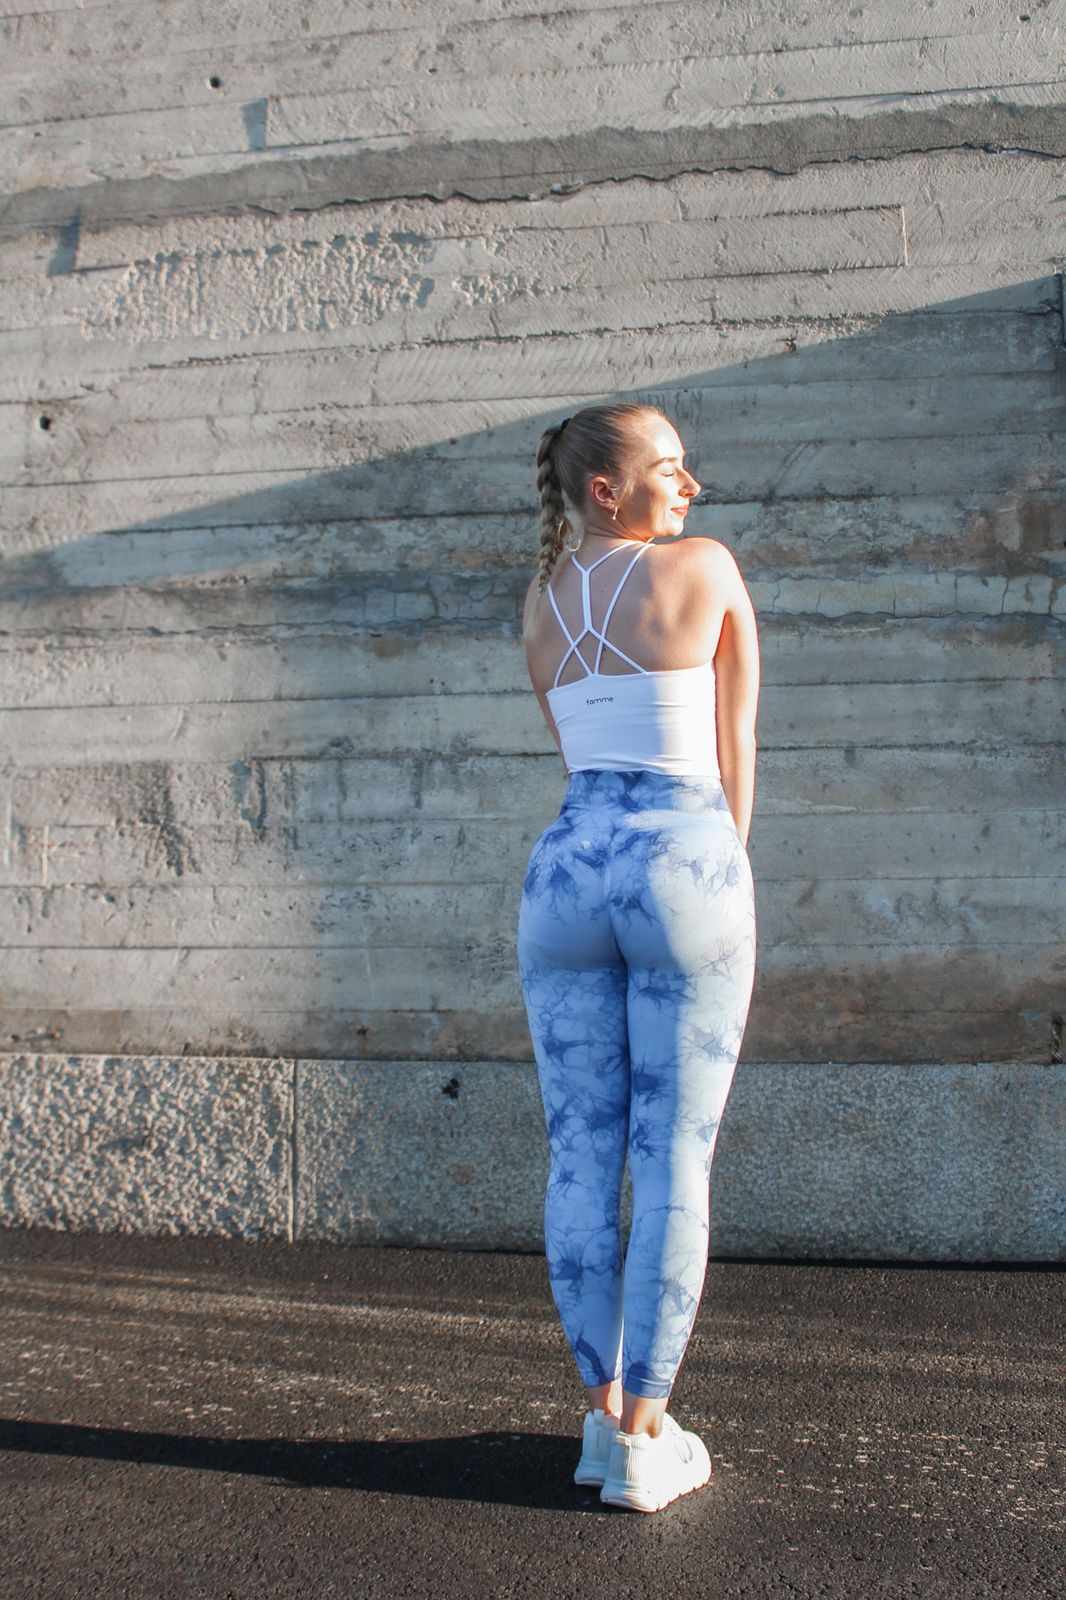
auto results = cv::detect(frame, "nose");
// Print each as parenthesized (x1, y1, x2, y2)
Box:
(683, 469, 700, 497)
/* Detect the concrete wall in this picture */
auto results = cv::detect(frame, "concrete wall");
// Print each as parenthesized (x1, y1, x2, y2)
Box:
(1, 1, 1063, 1256)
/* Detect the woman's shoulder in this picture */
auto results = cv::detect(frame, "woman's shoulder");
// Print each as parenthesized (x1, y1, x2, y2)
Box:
(522, 567, 545, 621)
(659, 535, 741, 581)
(659, 538, 749, 622)
(665, 533, 734, 561)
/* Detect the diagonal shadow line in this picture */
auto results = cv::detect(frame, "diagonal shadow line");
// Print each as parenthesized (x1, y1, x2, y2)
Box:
(4, 281, 1062, 603)
(0, 276, 1062, 1067)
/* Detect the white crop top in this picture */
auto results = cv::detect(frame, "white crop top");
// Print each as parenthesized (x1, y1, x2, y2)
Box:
(544, 540, 720, 778)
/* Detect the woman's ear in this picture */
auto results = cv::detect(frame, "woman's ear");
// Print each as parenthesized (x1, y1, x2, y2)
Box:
(587, 473, 615, 510)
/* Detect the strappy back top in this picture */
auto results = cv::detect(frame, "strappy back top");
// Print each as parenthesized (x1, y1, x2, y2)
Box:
(544, 540, 720, 777)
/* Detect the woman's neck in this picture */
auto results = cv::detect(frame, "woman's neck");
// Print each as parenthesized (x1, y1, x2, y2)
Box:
(574, 530, 651, 551)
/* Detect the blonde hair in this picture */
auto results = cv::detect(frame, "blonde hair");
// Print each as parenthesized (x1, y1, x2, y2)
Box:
(524, 402, 671, 641)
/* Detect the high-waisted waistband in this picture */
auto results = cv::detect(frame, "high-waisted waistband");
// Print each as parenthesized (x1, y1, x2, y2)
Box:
(559, 766, 734, 818)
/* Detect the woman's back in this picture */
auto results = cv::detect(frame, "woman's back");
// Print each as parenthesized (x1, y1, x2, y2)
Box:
(526, 535, 727, 692)
(525, 535, 730, 778)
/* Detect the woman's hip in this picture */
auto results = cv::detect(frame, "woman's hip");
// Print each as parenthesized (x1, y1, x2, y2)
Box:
(519, 769, 754, 958)
(559, 766, 734, 822)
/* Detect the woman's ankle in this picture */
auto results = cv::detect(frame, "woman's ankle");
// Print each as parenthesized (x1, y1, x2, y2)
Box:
(619, 1388, 669, 1437)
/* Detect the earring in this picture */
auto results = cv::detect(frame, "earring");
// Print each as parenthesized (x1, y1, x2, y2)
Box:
(611, 506, 618, 521)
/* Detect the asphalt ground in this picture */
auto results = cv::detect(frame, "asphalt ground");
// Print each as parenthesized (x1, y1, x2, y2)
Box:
(0, 1228, 1062, 1599)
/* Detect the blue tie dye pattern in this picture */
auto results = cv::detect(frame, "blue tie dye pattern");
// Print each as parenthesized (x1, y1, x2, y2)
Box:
(516, 768, 757, 1400)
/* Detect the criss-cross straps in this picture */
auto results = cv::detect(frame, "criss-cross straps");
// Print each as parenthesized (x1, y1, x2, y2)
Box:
(546, 541, 652, 689)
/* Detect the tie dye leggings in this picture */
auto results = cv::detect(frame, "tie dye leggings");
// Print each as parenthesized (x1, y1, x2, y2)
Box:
(516, 767, 757, 1400)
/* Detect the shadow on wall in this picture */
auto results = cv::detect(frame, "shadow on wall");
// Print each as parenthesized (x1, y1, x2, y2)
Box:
(1, 280, 1063, 1068)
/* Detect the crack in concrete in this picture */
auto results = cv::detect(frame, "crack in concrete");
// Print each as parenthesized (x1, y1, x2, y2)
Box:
(3, 102, 1065, 241)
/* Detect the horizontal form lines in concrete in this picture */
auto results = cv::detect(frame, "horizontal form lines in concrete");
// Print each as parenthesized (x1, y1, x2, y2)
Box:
(0, 2, 1062, 1250)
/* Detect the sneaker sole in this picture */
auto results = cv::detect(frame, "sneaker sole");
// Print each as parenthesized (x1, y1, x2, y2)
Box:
(600, 1451, 712, 1512)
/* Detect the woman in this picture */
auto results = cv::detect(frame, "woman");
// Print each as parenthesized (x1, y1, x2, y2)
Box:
(516, 402, 759, 1513)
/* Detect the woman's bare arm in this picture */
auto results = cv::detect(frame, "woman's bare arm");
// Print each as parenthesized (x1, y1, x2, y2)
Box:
(711, 544, 760, 847)
(523, 575, 570, 776)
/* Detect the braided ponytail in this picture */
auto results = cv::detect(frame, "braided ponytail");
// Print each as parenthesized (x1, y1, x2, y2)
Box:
(526, 421, 575, 633)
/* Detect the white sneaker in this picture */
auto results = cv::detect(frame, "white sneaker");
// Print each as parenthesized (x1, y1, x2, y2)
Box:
(599, 1411, 712, 1512)
(573, 1407, 622, 1486)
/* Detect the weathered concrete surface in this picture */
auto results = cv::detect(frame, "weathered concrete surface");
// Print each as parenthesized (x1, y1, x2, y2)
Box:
(5, 2, 1066, 226)
(0, 1228, 1062, 1598)
(299, 1057, 1066, 1260)
(2, 1053, 1062, 1260)
(0, 4, 1063, 1250)
(0, 1053, 292, 1238)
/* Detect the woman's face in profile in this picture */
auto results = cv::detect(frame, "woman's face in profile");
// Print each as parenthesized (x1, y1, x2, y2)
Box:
(592, 416, 702, 540)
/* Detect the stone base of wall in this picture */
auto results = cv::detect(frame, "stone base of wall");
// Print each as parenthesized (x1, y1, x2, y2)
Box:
(0, 1054, 1061, 1261)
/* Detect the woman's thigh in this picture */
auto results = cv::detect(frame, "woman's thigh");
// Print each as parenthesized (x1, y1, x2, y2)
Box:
(517, 811, 631, 1163)
(608, 810, 756, 1145)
